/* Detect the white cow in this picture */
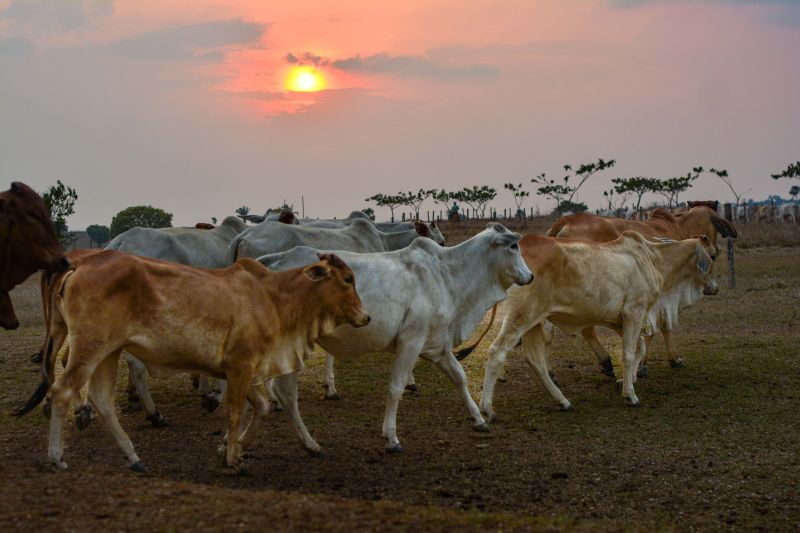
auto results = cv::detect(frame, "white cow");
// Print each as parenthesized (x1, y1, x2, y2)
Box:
(257, 223, 533, 452)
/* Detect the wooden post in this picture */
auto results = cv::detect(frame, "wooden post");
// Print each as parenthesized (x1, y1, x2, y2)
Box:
(723, 203, 736, 289)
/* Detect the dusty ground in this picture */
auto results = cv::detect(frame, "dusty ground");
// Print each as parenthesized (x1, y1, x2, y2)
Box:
(1, 236, 799, 531)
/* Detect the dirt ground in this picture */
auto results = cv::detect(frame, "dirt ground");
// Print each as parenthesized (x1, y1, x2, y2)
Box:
(1, 238, 799, 531)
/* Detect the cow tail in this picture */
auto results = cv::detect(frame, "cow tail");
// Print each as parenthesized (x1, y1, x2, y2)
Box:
(13, 270, 69, 417)
(454, 304, 498, 361)
(13, 336, 55, 417)
(228, 232, 244, 263)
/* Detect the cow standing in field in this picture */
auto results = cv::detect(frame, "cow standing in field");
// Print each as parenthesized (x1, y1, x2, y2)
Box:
(479, 232, 718, 419)
(229, 218, 440, 261)
(0, 182, 69, 330)
(15, 251, 369, 472)
(258, 223, 533, 452)
(546, 207, 736, 374)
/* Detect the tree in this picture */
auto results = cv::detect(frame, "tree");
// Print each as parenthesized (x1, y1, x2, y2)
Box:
(703, 166, 748, 205)
(403, 189, 431, 219)
(771, 161, 800, 180)
(110, 205, 173, 237)
(86, 224, 110, 248)
(366, 193, 406, 222)
(602, 188, 630, 215)
(657, 169, 700, 208)
(611, 177, 662, 212)
(361, 207, 375, 220)
(41, 180, 78, 246)
(531, 158, 616, 211)
(790, 185, 799, 201)
(555, 199, 588, 215)
(504, 183, 530, 217)
(235, 206, 250, 217)
(450, 185, 497, 219)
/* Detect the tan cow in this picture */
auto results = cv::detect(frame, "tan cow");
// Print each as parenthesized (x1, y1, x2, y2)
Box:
(0, 182, 69, 329)
(479, 232, 717, 418)
(546, 207, 735, 374)
(15, 250, 369, 473)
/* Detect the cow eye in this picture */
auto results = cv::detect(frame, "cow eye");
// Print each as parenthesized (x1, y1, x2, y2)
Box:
(510, 243, 519, 250)
(344, 276, 354, 284)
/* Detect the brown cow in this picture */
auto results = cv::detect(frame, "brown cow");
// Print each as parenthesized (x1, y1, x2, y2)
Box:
(546, 207, 736, 374)
(15, 250, 369, 473)
(0, 182, 69, 329)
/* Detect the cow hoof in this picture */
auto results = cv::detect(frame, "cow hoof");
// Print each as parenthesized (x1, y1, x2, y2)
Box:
(146, 412, 168, 428)
(201, 394, 220, 413)
(473, 422, 490, 433)
(498, 376, 508, 383)
(324, 392, 341, 401)
(30, 351, 42, 364)
(669, 359, 685, 369)
(50, 458, 68, 471)
(600, 359, 616, 379)
(404, 383, 418, 393)
(559, 403, 574, 412)
(636, 365, 649, 379)
(386, 443, 404, 454)
(307, 448, 326, 458)
(481, 410, 497, 424)
(625, 398, 641, 408)
(129, 461, 146, 473)
(75, 406, 94, 431)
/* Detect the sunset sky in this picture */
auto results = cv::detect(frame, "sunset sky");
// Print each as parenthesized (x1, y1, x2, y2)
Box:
(1, 0, 798, 228)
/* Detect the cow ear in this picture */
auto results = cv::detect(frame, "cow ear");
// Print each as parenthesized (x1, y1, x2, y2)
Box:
(10, 182, 20, 194)
(494, 232, 521, 247)
(414, 221, 432, 238)
(695, 245, 711, 274)
(303, 264, 331, 282)
(279, 211, 296, 225)
(431, 220, 437, 228)
(711, 214, 737, 238)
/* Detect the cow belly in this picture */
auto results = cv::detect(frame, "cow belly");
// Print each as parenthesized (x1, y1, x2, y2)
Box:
(125, 338, 226, 379)
(548, 313, 621, 334)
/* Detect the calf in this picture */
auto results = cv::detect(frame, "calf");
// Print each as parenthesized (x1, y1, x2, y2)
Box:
(15, 251, 368, 472)
(479, 232, 717, 419)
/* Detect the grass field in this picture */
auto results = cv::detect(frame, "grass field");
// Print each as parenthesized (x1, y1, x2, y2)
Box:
(1, 228, 799, 531)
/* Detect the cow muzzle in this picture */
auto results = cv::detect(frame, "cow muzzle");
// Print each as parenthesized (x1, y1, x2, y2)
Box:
(350, 312, 371, 328)
(49, 256, 70, 273)
(703, 281, 719, 296)
(516, 271, 534, 286)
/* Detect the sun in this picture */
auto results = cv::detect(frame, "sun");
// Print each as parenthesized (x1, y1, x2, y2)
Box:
(286, 66, 326, 92)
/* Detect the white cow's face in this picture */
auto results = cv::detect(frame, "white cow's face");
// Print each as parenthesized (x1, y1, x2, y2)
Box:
(692, 237, 719, 296)
(487, 225, 533, 288)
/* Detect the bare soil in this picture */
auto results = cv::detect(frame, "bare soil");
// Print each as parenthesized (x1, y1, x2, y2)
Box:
(1, 240, 798, 532)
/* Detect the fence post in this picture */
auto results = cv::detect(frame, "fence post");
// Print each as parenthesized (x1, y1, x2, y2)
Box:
(723, 203, 736, 289)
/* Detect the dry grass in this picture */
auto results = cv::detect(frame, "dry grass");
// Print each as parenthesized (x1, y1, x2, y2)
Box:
(1, 225, 799, 531)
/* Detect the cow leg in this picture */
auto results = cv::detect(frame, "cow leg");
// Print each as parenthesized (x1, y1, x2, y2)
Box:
(201, 378, 225, 413)
(271, 372, 323, 456)
(405, 372, 418, 393)
(521, 324, 573, 410)
(432, 352, 487, 431)
(88, 350, 144, 471)
(383, 341, 423, 452)
(222, 369, 251, 472)
(662, 330, 684, 368)
(126, 355, 166, 427)
(237, 384, 270, 453)
(47, 347, 98, 470)
(481, 313, 542, 422)
(124, 356, 142, 411)
(581, 327, 615, 379)
(637, 335, 654, 378)
(323, 353, 340, 400)
(620, 320, 644, 406)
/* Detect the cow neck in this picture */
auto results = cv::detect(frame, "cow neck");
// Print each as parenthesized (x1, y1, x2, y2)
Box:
(266, 269, 337, 348)
(380, 228, 419, 251)
(650, 240, 697, 292)
(440, 235, 508, 335)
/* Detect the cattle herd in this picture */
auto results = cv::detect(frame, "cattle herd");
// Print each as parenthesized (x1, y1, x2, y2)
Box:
(3, 181, 743, 474)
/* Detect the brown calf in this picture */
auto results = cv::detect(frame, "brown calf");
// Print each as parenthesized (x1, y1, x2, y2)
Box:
(16, 250, 369, 473)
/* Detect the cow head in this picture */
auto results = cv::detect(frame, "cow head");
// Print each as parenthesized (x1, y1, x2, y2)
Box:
(304, 253, 370, 328)
(0, 182, 69, 290)
(690, 234, 719, 295)
(486, 223, 533, 287)
(412, 221, 445, 246)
